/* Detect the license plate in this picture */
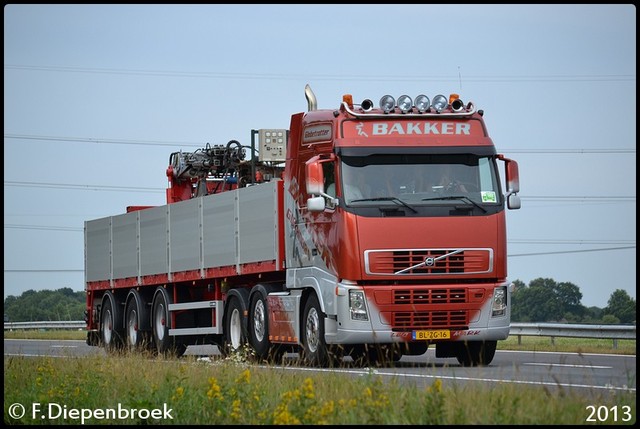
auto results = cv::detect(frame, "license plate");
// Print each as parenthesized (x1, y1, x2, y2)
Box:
(412, 330, 450, 340)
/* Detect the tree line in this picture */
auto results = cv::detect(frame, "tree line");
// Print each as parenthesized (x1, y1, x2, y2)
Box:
(3, 278, 636, 324)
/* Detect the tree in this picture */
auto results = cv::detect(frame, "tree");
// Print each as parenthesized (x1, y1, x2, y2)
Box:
(4, 288, 85, 322)
(603, 289, 636, 324)
(512, 278, 587, 322)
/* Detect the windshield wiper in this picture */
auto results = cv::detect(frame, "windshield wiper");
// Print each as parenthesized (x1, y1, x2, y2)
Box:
(421, 195, 487, 213)
(351, 197, 418, 213)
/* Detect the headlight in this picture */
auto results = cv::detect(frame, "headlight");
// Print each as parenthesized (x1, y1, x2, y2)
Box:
(491, 286, 507, 317)
(349, 290, 369, 321)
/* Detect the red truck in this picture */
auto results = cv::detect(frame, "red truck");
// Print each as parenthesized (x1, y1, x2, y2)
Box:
(85, 85, 521, 367)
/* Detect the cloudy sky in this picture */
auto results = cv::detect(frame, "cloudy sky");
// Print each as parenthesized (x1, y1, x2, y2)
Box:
(4, 4, 636, 309)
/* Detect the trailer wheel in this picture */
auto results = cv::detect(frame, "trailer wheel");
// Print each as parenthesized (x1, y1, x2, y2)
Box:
(222, 296, 246, 356)
(125, 290, 150, 352)
(100, 291, 123, 353)
(151, 287, 186, 358)
(456, 340, 497, 367)
(301, 294, 330, 367)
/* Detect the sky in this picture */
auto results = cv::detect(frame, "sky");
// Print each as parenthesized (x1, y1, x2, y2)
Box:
(4, 4, 636, 310)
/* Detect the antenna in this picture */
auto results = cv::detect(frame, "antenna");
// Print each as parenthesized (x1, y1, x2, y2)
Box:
(458, 66, 462, 91)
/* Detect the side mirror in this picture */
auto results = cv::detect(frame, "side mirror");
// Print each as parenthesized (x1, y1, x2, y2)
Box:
(507, 193, 521, 210)
(305, 155, 324, 195)
(505, 159, 520, 194)
(307, 196, 326, 212)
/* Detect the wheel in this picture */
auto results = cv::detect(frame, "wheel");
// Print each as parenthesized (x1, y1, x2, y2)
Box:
(222, 296, 247, 356)
(248, 291, 284, 362)
(301, 294, 330, 367)
(125, 290, 150, 352)
(456, 340, 497, 366)
(151, 287, 186, 358)
(100, 291, 123, 353)
(249, 292, 268, 357)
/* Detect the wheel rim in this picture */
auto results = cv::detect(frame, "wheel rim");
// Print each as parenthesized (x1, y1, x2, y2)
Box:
(154, 302, 166, 341)
(127, 309, 138, 346)
(229, 308, 242, 348)
(102, 308, 113, 344)
(305, 307, 319, 353)
(253, 299, 266, 343)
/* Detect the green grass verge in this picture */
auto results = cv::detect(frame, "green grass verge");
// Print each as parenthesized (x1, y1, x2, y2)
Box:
(3, 353, 636, 424)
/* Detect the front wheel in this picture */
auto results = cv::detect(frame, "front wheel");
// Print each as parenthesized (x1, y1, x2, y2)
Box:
(301, 294, 331, 367)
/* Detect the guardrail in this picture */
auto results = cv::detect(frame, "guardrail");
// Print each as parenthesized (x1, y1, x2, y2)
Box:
(510, 322, 636, 349)
(4, 321, 86, 330)
(4, 321, 636, 347)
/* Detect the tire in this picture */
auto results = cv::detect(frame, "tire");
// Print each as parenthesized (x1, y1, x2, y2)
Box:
(100, 291, 124, 353)
(248, 291, 284, 363)
(301, 294, 330, 367)
(456, 340, 497, 367)
(222, 296, 247, 356)
(125, 290, 151, 352)
(151, 287, 186, 358)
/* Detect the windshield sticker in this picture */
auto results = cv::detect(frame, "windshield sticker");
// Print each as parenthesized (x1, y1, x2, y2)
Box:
(481, 191, 497, 203)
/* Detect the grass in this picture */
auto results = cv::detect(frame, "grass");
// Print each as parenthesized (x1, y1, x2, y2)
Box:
(3, 352, 636, 425)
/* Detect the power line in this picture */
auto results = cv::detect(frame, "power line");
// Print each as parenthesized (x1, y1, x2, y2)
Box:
(5, 222, 638, 247)
(508, 246, 635, 257)
(509, 239, 636, 245)
(4, 133, 203, 148)
(4, 224, 83, 232)
(4, 181, 164, 193)
(4, 64, 636, 82)
(4, 133, 636, 154)
(4, 269, 84, 273)
(4, 245, 635, 273)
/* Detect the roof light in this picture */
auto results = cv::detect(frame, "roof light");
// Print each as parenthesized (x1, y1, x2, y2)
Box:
(361, 99, 374, 111)
(343, 94, 354, 109)
(379, 95, 395, 113)
(448, 93, 460, 104)
(432, 94, 448, 113)
(414, 94, 430, 113)
(451, 97, 465, 112)
(397, 95, 412, 113)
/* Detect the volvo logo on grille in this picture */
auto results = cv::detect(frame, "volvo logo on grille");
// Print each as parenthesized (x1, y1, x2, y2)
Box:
(425, 257, 435, 267)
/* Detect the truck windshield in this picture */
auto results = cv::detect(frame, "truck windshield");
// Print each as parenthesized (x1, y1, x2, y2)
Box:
(339, 154, 500, 207)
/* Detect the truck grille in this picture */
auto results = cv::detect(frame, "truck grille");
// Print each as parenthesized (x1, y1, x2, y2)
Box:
(390, 310, 468, 329)
(394, 288, 467, 304)
(365, 248, 492, 275)
(373, 286, 488, 330)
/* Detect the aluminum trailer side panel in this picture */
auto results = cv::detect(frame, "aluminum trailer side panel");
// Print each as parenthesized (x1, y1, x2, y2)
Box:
(85, 180, 284, 286)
